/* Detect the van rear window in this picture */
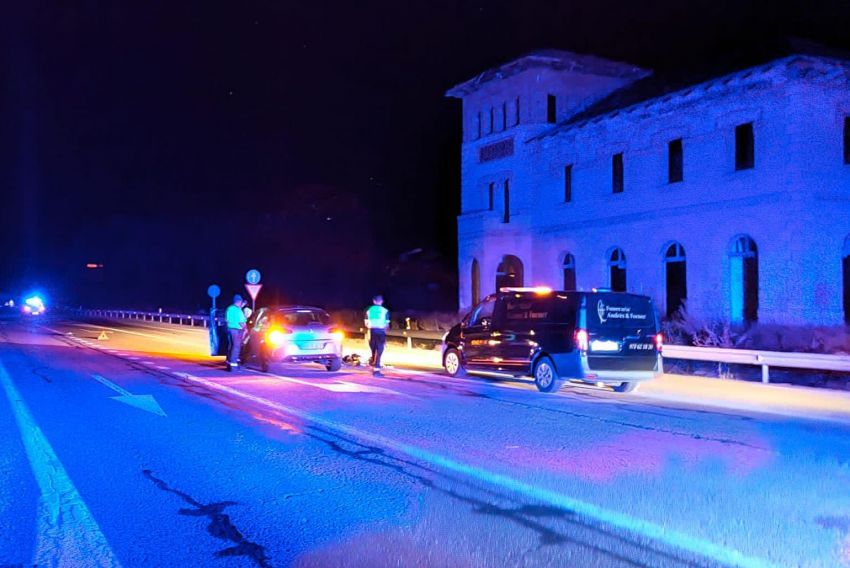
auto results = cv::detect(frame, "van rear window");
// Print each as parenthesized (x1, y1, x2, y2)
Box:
(587, 294, 655, 329)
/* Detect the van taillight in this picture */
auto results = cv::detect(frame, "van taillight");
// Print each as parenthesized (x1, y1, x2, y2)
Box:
(655, 333, 664, 352)
(575, 329, 589, 352)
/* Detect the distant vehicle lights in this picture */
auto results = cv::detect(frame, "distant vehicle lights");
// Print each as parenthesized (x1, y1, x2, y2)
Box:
(23, 295, 46, 316)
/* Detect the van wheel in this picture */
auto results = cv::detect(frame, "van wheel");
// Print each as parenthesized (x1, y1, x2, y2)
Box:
(534, 357, 562, 393)
(443, 348, 466, 377)
(326, 357, 342, 372)
(613, 381, 638, 393)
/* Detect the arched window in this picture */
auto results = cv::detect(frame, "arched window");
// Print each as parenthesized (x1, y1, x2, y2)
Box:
(729, 235, 758, 323)
(607, 247, 627, 292)
(843, 235, 850, 324)
(496, 255, 524, 291)
(562, 253, 576, 290)
(664, 242, 687, 318)
(471, 259, 481, 306)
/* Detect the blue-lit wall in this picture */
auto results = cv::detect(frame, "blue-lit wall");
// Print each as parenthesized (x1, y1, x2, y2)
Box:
(453, 54, 850, 324)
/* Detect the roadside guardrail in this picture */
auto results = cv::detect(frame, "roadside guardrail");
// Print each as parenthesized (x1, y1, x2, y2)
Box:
(79, 309, 850, 383)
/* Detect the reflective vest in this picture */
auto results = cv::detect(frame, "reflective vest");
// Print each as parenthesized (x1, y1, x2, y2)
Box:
(365, 305, 389, 330)
(226, 304, 246, 330)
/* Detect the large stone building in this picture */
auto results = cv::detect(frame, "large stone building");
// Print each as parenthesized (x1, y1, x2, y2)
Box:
(446, 50, 850, 325)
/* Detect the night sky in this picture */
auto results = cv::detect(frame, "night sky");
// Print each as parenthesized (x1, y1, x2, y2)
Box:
(2, 1, 850, 311)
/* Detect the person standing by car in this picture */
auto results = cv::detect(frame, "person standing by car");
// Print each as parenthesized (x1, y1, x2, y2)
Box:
(365, 294, 390, 376)
(225, 294, 248, 371)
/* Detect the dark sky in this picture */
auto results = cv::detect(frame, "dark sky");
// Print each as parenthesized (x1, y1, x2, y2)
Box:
(2, 1, 850, 310)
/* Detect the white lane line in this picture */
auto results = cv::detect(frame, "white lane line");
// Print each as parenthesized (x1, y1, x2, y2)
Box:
(175, 371, 775, 568)
(64, 322, 201, 348)
(0, 362, 122, 567)
(155, 366, 170, 370)
(264, 371, 409, 396)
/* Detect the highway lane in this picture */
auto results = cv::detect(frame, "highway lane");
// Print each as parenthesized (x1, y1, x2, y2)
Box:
(1, 317, 849, 567)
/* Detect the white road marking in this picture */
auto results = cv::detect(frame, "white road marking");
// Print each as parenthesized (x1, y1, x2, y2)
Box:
(0, 362, 122, 567)
(174, 371, 775, 568)
(264, 371, 408, 396)
(91, 374, 166, 417)
(63, 322, 201, 348)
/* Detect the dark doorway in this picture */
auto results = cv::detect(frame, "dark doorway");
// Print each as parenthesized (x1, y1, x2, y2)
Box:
(841, 248, 850, 325)
(471, 259, 481, 306)
(664, 243, 687, 318)
(563, 253, 576, 290)
(496, 255, 524, 291)
(608, 248, 626, 292)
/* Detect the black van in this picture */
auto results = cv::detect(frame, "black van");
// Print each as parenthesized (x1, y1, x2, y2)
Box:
(441, 288, 662, 393)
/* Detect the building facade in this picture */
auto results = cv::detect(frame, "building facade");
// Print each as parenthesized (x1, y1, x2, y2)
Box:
(447, 50, 850, 325)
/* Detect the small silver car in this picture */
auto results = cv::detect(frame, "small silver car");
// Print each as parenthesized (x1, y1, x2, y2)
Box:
(243, 306, 344, 372)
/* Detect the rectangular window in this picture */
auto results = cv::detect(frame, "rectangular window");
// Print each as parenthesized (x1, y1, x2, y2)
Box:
(735, 122, 754, 170)
(489, 108, 495, 134)
(488, 182, 494, 211)
(547, 94, 557, 123)
(844, 117, 850, 165)
(501, 102, 507, 131)
(514, 96, 520, 126)
(564, 164, 573, 202)
(503, 180, 510, 223)
(668, 138, 683, 183)
(476, 111, 481, 139)
(612, 153, 624, 193)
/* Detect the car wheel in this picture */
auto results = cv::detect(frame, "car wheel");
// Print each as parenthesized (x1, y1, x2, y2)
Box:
(326, 357, 342, 372)
(613, 381, 638, 393)
(443, 348, 466, 377)
(533, 356, 562, 393)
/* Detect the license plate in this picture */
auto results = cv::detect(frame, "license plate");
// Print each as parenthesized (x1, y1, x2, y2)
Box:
(590, 340, 620, 352)
(298, 341, 325, 350)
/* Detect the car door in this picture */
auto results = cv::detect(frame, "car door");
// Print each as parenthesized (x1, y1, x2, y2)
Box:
(461, 296, 498, 368)
(497, 294, 552, 371)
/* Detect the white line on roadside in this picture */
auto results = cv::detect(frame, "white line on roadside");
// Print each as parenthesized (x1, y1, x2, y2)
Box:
(174, 371, 775, 568)
(263, 370, 410, 396)
(0, 362, 122, 567)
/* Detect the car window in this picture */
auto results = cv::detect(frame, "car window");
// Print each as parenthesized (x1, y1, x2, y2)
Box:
(587, 293, 656, 331)
(253, 308, 270, 331)
(469, 298, 495, 326)
(502, 294, 577, 325)
(275, 309, 331, 327)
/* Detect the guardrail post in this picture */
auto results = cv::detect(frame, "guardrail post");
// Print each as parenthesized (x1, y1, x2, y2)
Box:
(756, 354, 769, 383)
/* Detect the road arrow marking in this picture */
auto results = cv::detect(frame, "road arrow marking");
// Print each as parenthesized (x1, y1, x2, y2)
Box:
(92, 374, 166, 416)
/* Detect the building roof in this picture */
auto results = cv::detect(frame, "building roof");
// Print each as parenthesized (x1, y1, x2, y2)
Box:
(531, 43, 850, 141)
(445, 49, 650, 98)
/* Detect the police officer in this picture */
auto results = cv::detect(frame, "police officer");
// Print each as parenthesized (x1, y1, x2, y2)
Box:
(365, 294, 390, 376)
(225, 294, 247, 371)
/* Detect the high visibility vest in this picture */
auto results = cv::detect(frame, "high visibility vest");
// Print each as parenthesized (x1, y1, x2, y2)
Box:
(226, 304, 246, 329)
(365, 305, 389, 330)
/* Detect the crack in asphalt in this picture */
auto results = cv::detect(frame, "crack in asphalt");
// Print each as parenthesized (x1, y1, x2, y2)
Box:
(143, 469, 272, 568)
(304, 426, 707, 568)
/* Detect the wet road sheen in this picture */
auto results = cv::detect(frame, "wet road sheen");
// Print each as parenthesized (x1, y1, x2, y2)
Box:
(0, 317, 848, 567)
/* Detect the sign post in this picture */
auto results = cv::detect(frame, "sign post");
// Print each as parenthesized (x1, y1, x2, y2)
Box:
(245, 269, 262, 313)
(207, 284, 221, 356)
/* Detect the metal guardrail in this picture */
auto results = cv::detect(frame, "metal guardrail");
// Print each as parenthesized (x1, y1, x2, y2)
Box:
(80, 309, 850, 383)
(81, 309, 211, 328)
(662, 345, 850, 383)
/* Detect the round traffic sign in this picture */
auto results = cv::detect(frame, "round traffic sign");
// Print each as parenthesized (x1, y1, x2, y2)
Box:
(246, 269, 262, 285)
(207, 284, 221, 299)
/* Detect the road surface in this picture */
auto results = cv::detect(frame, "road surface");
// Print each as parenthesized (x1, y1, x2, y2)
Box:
(1, 316, 848, 567)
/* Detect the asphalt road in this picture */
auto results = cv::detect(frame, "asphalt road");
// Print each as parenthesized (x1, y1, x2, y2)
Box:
(1, 316, 849, 568)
